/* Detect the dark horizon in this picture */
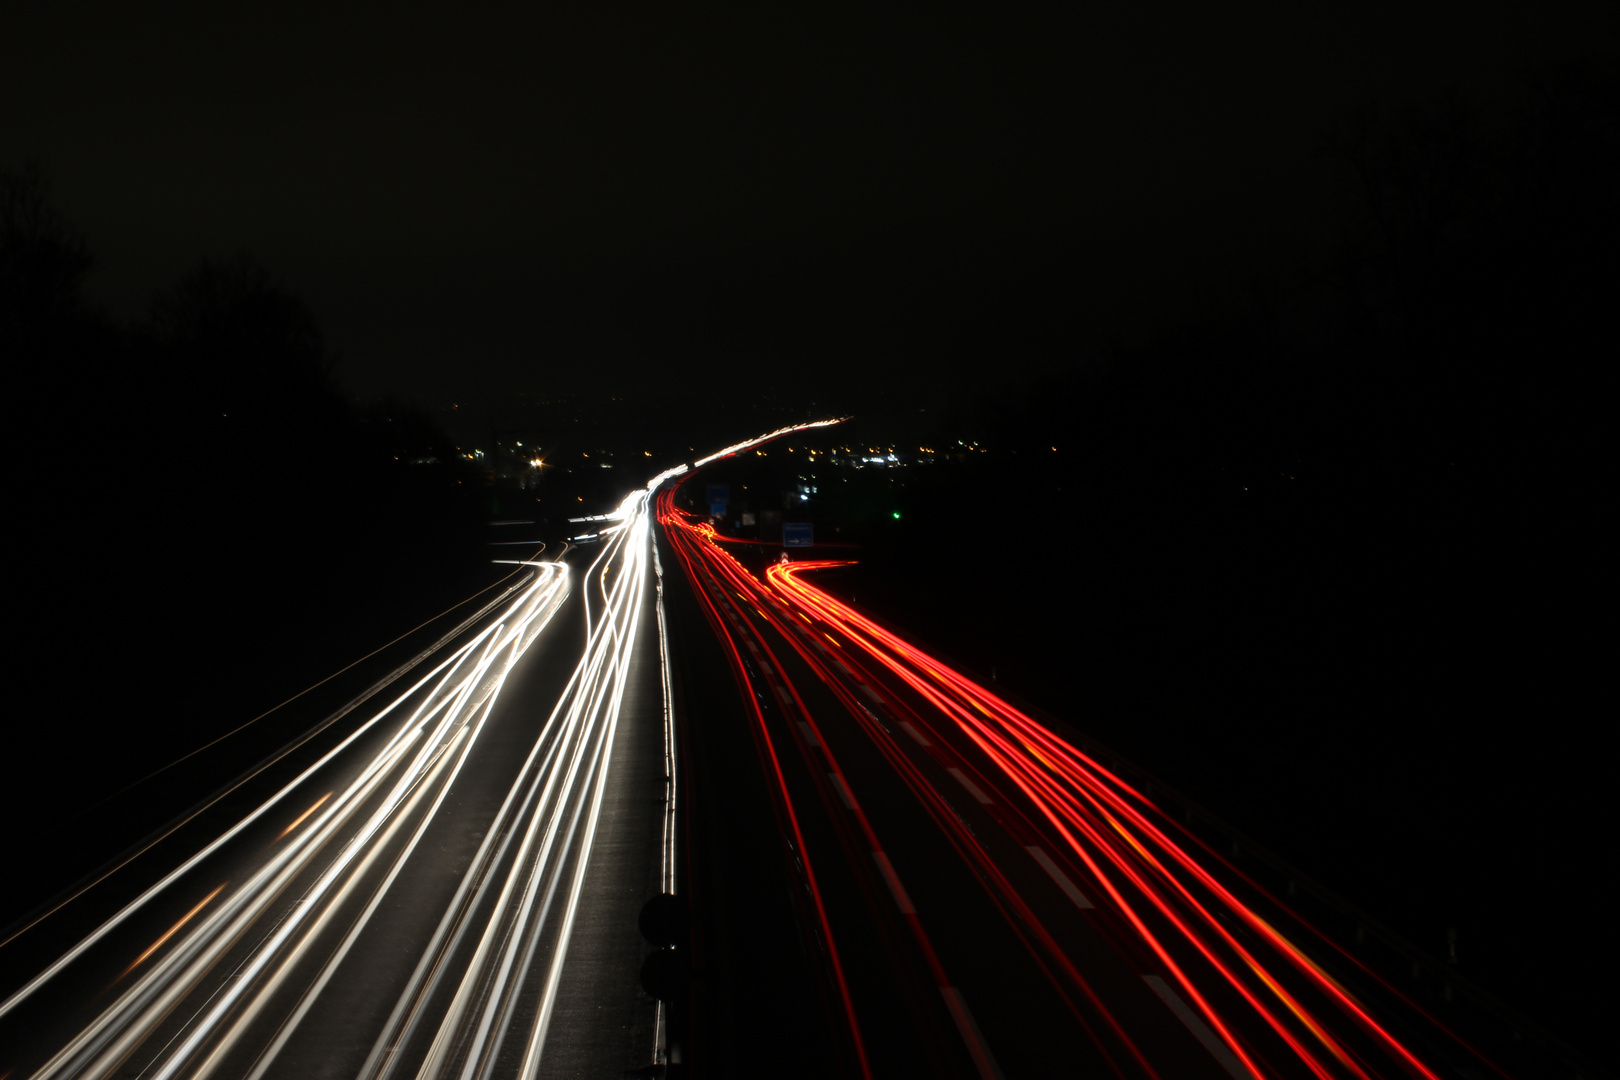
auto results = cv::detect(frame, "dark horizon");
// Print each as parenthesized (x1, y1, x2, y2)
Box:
(5, 2, 1616, 407)
(2, 5, 1616, 1077)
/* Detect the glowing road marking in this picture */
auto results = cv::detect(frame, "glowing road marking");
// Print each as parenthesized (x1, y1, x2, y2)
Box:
(275, 792, 332, 840)
(899, 722, 931, 746)
(798, 721, 820, 747)
(1144, 975, 1256, 1080)
(941, 987, 1008, 1080)
(117, 884, 227, 979)
(829, 773, 858, 810)
(947, 768, 993, 805)
(1027, 845, 1095, 909)
(775, 686, 794, 705)
(858, 684, 884, 704)
(871, 851, 916, 914)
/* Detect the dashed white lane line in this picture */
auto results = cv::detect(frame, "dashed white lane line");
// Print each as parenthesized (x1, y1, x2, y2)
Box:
(1026, 845, 1095, 909)
(899, 722, 931, 746)
(947, 768, 993, 804)
(797, 721, 819, 747)
(774, 685, 793, 706)
(1142, 975, 1255, 1080)
(859, 684, 885, 704)
(829, 773, 858, 810)
(834, 659, 854, 674)
(871, 851, 915, 914)
(941, 987, 1008, 1080)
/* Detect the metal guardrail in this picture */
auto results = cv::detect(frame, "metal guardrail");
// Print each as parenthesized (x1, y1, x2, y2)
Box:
(828, 597, 1607, 1080)
(1018, 696, 1612, 1080)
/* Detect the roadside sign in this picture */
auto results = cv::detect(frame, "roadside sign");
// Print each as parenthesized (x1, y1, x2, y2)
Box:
(706, 484, 729, 507)
(710, 503, 727, 516)
(783, 522, 813, 548)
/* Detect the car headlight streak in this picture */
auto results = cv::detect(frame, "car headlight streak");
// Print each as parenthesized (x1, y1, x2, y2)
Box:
(12, 562, 572, 1080)
(5, 418, 920, 1080)
(382, 494, 656, 1080)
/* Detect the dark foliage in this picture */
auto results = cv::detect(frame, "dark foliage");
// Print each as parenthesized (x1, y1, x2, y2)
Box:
(2, 166, 489, 904)
(684, 62, 1614, 1062)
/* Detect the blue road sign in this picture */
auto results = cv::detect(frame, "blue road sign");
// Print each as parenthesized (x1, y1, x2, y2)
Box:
(706, 484, 729, 507)
(710, 503, 727, 516)
(783, 522, 813, 548)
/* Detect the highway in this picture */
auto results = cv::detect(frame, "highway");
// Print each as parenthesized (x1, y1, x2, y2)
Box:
(0, 419, 1521, 1079)
(0, 475, 678, 1080)
(655, 436, 1507, 1080)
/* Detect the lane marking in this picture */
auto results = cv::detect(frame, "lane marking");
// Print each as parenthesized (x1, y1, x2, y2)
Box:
(1026, 846, 1095, 909)
(775, 686, 793, 705)
(1143, 975, 1255, 1080)
(834, 660, 854, 674)
(798, 722, 820, 747)
(871, 851, 915, 914)
(859, 684, 884, 704)
(941, 987, 1008, 1080)
(947, 768, 993, 805)
(829, 773, 858, 810)
(900, 722, 931, 747)
(276, 792, 333, 841)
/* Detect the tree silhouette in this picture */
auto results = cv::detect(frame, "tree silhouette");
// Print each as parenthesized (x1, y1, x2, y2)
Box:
(0, 160, 94, 348)
(1312, 62, 1618, 467)
(148, 251, 336, 423)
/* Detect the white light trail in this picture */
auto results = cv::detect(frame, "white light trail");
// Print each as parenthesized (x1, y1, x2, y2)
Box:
(692, 418, 846, 467)
(8, 424, 837, 1079)
(15, 563, 570, 1080)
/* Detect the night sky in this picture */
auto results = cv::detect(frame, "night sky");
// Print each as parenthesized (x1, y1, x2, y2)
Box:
(4, 1, 1615, 410)
(5, 4, 1619, 1068)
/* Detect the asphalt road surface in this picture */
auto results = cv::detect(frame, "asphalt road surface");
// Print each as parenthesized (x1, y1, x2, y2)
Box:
(654, 450, 1522, 1080)
(0, 479, 676, 1080)
(0, 421, 1566, 1080)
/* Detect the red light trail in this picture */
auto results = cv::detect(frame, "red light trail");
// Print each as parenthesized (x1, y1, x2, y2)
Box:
(658, 467, 1493, 1080)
